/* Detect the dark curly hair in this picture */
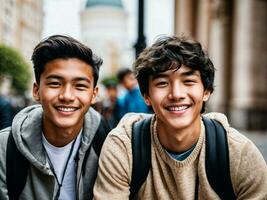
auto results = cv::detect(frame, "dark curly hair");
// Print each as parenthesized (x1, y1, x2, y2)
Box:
(31, 35, 103, 87)
(133, 35, 215, 113)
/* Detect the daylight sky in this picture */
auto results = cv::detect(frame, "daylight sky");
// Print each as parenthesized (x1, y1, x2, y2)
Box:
(43, 0, 174, 45)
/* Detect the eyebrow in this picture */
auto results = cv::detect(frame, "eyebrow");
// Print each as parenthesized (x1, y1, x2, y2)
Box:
(151, 73, 169, 81)
(152, 69, 198, 80)
(45, 75, 63, 80)
(45, 75, 91, 83)
(180, 69, 199, 77)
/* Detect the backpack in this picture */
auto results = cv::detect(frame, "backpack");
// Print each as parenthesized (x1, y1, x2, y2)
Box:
(129, 116, 236, 200)
(6, 117, 110, 200)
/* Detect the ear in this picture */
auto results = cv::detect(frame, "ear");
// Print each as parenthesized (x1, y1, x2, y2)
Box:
(32, 82, 40, 102)
(203, 90, 211, 102)
(91, 86, 99, 104)
(143, 93, 152, 106)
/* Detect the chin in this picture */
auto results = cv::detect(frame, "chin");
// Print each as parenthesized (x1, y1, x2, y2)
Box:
(54, 119, 79, 129)
(167, 117, 193, 130)
(169, 123, 190, 130)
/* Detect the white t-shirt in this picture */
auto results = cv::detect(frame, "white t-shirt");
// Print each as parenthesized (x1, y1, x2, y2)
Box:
(42, 130, 82, 200)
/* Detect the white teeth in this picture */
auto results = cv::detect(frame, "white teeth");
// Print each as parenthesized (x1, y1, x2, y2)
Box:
(57, 107, 76, 112)
(168, 106, 189, 111)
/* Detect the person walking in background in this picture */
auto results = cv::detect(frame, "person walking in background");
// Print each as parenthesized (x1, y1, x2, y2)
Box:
(0, 96, 13, 130)
(94, 35, 267, 199)
(0, 35, 110, 200)
(101, 80, 121, 128)
(117, 68, 150, 118)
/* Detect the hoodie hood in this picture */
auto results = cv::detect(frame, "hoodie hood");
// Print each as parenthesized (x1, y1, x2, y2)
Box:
(11, 104, 101, 173)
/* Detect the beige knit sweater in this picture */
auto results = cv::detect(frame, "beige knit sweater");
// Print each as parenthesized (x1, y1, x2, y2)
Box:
(93, 112, 267, 200)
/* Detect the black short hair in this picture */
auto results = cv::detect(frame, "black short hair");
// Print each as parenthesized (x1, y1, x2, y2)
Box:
(117, 68, 133, 83)
(31, 35, 102, 87)
(133, 35, 215, 113)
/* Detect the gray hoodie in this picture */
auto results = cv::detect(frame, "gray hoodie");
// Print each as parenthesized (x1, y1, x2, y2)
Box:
(0, 104, 102, 200)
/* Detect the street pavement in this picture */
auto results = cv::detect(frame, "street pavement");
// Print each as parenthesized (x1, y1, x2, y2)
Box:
(242, 130, 267, 163)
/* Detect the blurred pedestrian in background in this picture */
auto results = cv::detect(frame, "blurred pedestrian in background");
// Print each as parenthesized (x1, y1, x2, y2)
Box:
(117, 68, 150, 117)
(0, 96, 13, 130)
(101, 79, 124, 128)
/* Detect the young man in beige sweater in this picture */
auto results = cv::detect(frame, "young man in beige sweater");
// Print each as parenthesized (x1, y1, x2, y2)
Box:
(93, 36, 267, 199)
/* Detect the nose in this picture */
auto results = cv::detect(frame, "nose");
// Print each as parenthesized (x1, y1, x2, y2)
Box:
(167, 82, 186, 100)
(59, 85, 75, 102)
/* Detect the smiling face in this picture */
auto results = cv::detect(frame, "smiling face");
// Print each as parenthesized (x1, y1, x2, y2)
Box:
(33, 58, 98, 135)
(144, 65, 210, 134)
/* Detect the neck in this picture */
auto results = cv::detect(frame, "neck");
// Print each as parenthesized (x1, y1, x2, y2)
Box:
(156, 118, 201, 153)
(43, 123, 82, 147)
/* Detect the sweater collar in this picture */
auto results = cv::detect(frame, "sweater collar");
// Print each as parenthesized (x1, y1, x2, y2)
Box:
(152, 116, 205, 168)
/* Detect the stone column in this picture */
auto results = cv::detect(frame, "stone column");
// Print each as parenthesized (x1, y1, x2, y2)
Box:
(207, 0, 233, 114)
(230, 0, 267, 130)
(195, 0, 211, 47)
(174, 0, 195, 36)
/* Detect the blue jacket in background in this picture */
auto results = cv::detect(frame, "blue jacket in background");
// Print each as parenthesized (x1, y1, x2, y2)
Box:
(124, 86, 149, 114)
(113, 86, 150, 126)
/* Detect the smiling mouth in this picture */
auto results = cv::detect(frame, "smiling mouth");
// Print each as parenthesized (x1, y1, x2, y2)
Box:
(166, 105, 190, 112)
(55, 106, 79, 112)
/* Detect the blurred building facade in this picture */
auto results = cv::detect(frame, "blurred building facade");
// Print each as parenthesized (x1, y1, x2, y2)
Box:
(80, 0, 134, 79)
(174, 0, 267, 130)
(0, 0, 43, 62)
(0, 0, 17, 47)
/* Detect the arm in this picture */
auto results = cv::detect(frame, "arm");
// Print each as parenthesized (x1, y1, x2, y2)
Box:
(0, 129, 10, 200)
(93, 128, 132, 200)
(234, 140, 267, 199)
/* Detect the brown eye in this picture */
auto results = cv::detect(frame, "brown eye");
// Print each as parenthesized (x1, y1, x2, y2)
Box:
(76, 84, 88, 90)
(184, 79, 196, 85)
(156, 81, 168, 87)
(48, 82, 61, 87)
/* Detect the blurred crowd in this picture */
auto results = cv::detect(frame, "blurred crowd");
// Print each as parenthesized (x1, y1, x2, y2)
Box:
(93, 68, 151, 128)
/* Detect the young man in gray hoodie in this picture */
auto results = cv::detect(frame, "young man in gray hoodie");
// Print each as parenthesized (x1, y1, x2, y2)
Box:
(0, 35, 110, 200)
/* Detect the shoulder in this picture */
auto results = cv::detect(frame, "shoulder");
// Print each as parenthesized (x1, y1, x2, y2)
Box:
(204, 112, 267, 196)
(0, 127, 11, 148)
(0, 127, 11, 190)
(204, 112, 264, 160)
(99, 113, 151, 163)
(0, 128, 10, 164)
(108, 113, 151, 139)
(204, 112, 253, 147)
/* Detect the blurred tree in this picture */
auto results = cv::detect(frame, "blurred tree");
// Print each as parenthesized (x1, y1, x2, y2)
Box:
(0, 45, 31, 94)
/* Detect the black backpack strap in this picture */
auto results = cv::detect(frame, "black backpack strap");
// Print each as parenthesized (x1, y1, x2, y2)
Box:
(82, 116, 111, 175)
(130, 116, 152, 200)
(203, 116, 236, 200)
(6, 131, 29, 200)
(92, 116, 111, 156)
